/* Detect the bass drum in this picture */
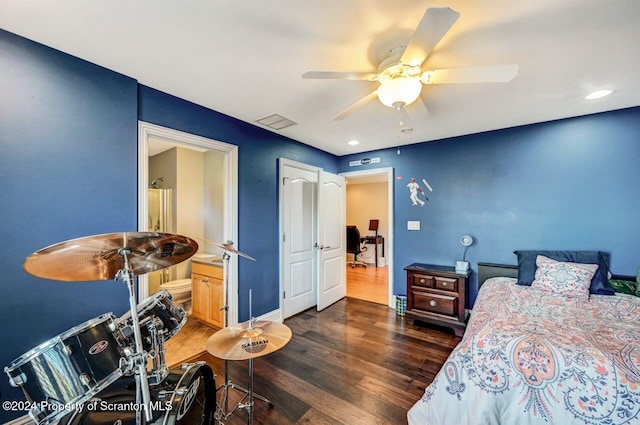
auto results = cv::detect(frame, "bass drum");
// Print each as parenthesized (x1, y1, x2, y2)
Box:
(58, 362, 216, 425)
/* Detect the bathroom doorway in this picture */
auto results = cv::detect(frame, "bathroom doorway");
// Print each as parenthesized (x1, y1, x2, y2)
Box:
(137, 122, 238, 364)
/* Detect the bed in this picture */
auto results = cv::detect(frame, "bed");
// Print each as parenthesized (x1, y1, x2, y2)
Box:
(408, 259, 640, 425)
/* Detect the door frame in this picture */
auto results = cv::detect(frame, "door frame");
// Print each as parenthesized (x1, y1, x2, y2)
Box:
(340, 167, 395, 308)
(137, 121, 240, 324)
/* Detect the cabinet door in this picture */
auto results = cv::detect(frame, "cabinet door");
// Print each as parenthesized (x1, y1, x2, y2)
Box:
(207, 277, 224, 328)
(191, 273, 209, 321)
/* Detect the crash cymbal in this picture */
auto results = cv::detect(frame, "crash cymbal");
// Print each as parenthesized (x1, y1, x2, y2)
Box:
(23, 232, 198, 281)
(210, 240, 256, 261)
(206, 320, 292, 360)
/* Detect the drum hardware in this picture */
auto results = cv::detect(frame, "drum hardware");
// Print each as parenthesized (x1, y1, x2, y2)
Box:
(11, 232, 198, 425)
(199, 240, 259, 423)
(115, 251, 154, 423)
(206, 290, 292, 425)
(145, 318, 170, 386)
(7, 372, 26, 387)
(118, 290, 187, 388)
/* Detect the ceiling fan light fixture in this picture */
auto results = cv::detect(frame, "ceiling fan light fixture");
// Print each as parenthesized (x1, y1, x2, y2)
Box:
(377, 77, 422, 108)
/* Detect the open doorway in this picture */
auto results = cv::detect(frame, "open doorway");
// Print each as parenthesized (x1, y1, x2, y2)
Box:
(340, 168, 394, 308)
(137, 121, 238, 365)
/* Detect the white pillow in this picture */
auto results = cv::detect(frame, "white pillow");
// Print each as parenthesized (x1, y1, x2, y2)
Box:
(531, 255, 598, 299)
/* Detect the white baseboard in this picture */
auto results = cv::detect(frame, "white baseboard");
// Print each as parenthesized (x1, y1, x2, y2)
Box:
(257, 308, 281, 323)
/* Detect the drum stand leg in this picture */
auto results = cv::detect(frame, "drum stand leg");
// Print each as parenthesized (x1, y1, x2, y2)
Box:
(116, 249, 153, 424)
(216, 358, 273, 425)
(215, 250, 273, 424)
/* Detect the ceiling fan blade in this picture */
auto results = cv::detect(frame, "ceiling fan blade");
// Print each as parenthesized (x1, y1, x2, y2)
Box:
(397, 106, 413, 129)
(400, 98, 429, 129)
(423, 64, 519, 84)
(302, 71, 377, 81)
(412, 96, 430, 119)
(396, 106, 413, 129)
(400, 7, 460, 67)
(333, 90, 379, 121)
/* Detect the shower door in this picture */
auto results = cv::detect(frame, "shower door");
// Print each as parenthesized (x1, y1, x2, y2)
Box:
(148, 188, 175, 292)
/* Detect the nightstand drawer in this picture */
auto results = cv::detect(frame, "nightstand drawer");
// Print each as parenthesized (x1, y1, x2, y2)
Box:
(434, 276, 457, 292)
(412, 291, 457, 317)
(412, 273, 434, 288)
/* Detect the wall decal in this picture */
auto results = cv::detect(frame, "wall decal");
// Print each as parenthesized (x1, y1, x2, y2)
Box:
(407, 177, 428, 206)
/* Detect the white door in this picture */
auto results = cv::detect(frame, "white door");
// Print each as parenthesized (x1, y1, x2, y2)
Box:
(317, 171, 346, 311)
(281, 162, 318, 318)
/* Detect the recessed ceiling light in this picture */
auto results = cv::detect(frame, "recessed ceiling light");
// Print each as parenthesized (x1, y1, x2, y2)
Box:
(347, 140, 359, 146)
(585, 89, 612, 100)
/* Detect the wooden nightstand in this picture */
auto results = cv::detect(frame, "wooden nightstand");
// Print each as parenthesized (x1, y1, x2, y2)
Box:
(404, 263, 471, 337)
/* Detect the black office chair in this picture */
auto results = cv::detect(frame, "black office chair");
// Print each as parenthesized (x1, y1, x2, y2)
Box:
(346, 226, 368, 268)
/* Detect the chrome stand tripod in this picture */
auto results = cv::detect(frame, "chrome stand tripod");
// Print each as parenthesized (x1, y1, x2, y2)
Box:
(210, 242, 273, 424)
(206, 289, 291, 425)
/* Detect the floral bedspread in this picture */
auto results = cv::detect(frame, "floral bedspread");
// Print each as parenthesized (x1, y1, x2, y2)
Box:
(408, 277, 640, 425)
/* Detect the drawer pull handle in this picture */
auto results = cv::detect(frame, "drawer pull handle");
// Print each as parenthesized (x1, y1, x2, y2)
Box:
(430, 300, 437, 307)
(442, 282, 447, 287)
(420, 278, 426, 284)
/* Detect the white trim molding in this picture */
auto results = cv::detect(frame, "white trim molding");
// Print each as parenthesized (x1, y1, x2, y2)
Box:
(340, 167, 395, 309)
(137, 121, 240, 325)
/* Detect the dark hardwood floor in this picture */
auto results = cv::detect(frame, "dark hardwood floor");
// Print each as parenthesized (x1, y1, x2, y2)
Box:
(183, 297, 461, 425)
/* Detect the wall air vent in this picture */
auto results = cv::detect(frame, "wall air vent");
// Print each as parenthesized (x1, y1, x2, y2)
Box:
(256, 114, 297, 130)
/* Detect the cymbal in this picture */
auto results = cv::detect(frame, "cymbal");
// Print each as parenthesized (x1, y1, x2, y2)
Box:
(209, 240, 255, 261)
(23, 232, 198, 281)
(206, 320, 292, 360)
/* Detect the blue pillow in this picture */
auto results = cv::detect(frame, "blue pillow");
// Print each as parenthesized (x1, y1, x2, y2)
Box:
(514, 250, 615, 295)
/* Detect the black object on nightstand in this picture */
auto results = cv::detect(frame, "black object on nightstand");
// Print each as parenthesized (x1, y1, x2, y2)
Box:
(404, 263, 471, 337)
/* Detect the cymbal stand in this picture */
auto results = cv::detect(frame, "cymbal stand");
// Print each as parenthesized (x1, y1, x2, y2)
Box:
(115, 248, 152, 424)
(215, 247, 272, 424)
(235, 292, 263, 425)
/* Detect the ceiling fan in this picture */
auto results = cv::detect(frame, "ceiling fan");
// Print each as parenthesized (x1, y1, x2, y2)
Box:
(302, 7, 518, 121)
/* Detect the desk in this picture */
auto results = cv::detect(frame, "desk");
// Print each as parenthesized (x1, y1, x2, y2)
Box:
(361, 235, 384, 267)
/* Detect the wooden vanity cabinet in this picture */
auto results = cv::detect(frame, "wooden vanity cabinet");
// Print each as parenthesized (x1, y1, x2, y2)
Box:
(191, 262, 224, 328)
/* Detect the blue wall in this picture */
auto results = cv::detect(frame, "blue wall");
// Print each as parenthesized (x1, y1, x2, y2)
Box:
(137, 86, 338, 321)
(0, 29, 337, 421)
(0, 29, 138, 419)
(338, 108, 640, 305)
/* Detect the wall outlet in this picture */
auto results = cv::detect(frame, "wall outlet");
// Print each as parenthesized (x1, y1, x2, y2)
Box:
(407, 221, 420, 230)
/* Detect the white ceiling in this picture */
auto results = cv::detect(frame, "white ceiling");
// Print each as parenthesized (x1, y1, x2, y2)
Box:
(2, 0, 639, 156)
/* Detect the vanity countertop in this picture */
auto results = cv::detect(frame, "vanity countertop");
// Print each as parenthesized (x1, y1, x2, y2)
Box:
(191, 253, 223, 267)
(192, 259, 223, 267)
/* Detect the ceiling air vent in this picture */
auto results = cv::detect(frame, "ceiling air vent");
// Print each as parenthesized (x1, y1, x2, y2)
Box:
(256, 113, 297, 130)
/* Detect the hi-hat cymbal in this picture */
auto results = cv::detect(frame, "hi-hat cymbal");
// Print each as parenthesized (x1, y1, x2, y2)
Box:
(23, 232, 198, 281)
(209, 240, 255, 261)
(206, 320, 292, 360)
